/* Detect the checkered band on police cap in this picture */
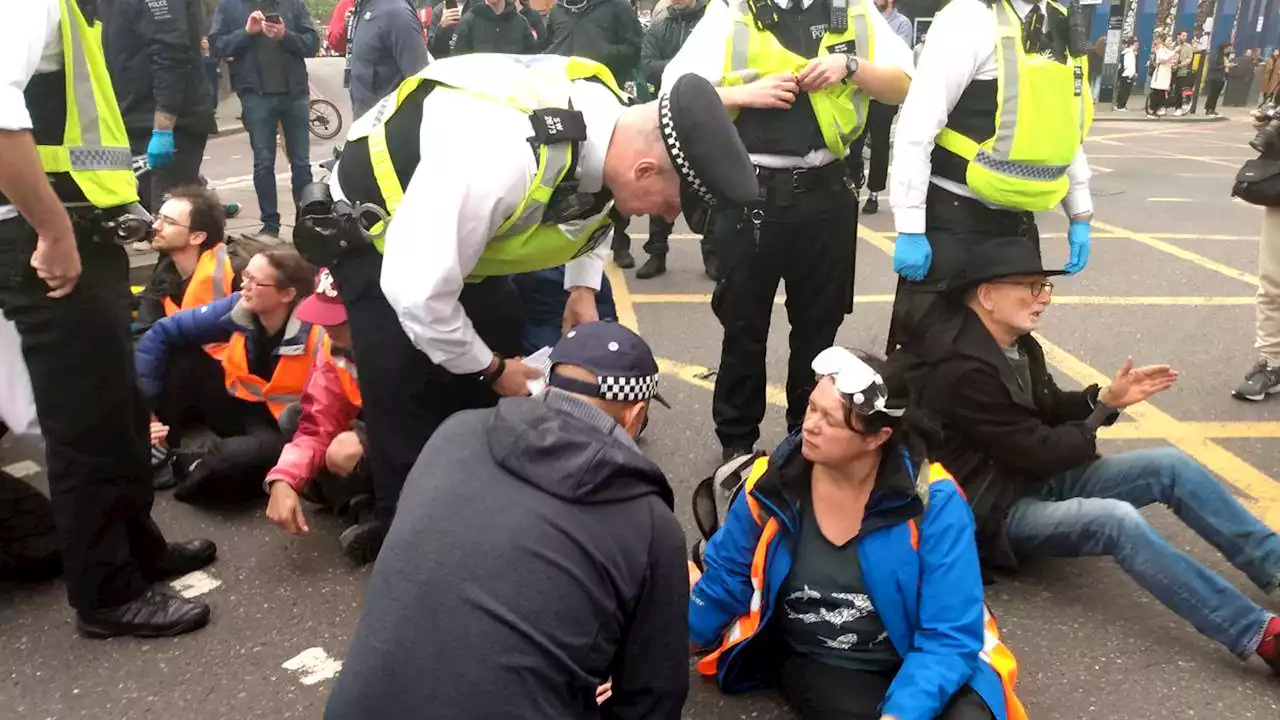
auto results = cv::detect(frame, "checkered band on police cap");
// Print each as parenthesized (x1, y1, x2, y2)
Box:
(598, 373, 661, 403)
(659, 92, 715, 204)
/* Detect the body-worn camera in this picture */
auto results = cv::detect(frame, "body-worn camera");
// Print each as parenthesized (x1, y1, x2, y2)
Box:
(294, 182, 389, 267)
(1251, 104, 1280, 157)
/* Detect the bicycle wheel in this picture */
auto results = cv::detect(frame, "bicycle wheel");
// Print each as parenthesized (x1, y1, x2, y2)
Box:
(309, 99, 343, 141)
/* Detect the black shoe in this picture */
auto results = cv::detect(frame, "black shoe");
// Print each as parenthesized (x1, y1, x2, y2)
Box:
(636, 254, 667, 279)
(142, 539, 218, 583)
(613, 248, 635, 269)
(76, 589, 210, 639)
(721, 445, 755, 464)
(339, 520, 387, 565)
(862, 195, 880, 215)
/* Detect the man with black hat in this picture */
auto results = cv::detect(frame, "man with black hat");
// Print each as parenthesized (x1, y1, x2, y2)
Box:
(659, 0, 915, 464)
(325, 321, 687, 720)
(915, 237, 1280, 675)
(297, 53, 758, 563)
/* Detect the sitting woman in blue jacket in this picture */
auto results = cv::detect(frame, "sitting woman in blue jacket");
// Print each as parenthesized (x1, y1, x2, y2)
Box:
(689, 347, 1028, 720)
(135, 249, 321, 504)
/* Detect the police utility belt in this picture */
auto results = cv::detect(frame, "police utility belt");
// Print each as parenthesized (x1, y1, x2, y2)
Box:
(753, 161, 851, 206)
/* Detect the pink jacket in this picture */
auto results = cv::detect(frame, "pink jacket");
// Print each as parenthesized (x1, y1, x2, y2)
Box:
(268, 356, 361, 492)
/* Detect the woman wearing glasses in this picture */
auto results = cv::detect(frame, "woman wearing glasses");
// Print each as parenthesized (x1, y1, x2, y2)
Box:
(134, 248, 321, 504)
(689, 346, 1028, 720)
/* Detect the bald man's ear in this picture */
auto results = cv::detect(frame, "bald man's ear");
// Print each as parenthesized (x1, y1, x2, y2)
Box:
(633, 158, 663, 182)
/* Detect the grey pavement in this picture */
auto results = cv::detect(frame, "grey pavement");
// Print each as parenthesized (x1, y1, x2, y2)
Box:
(6, 84, 1280, 719)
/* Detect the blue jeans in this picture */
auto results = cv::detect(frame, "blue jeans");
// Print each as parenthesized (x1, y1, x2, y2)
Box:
(239, 92, 312, 231)
(1005, 448, 1280, 657)
(510, 267, 617, 354)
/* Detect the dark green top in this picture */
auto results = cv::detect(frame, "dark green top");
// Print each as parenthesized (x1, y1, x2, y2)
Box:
(780, 497, 903, 672)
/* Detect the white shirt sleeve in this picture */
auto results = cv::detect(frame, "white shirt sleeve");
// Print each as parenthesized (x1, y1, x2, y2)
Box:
(864, 6, 915, 77)
(659, 0, 733, 91)
(0, 0, 61, 132)
(379, 89, 535, 375)
(564, 243, 607, 291)
(1062, 146, 1092, 218)
(888, 2, 986, 234)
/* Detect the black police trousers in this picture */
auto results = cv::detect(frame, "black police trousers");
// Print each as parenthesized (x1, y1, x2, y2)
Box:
(885, 185, 1039, 356)
(711, 173, 857, 451)
(329, 244, 524, 524)
(0, 217, 169, 612)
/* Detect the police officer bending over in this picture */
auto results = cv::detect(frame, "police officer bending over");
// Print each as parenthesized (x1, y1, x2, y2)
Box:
(886, 0, 1094, 357)
(660, 0, 915, 463)
(0, 0, 215, 638)
(297, 53, 757, 563)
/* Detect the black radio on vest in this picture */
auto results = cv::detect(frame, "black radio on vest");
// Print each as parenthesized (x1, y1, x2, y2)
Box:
(829, 0, 847, 35)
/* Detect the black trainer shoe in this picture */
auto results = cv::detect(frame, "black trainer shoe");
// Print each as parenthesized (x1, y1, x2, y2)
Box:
(76, 589, 210, 639)
(613, 248, 635, 269)
(142, 539, 218, 583)
(1233, 359, 1280, 401)
(339, 520, 387, 565)
(862, 195, 880, 215)
(636, 254, 667, 279)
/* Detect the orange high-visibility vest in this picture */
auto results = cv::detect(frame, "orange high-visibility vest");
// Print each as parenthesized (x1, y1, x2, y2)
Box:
(222, 324, 327, 420)
(697, 461, 1029, 720)
(320, 340, 363, 409)
(163, 244, 234, 359)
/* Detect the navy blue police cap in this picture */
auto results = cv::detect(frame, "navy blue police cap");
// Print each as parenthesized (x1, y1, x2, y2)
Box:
(548, 322, 671, 408)
(659, 74, 759, 212)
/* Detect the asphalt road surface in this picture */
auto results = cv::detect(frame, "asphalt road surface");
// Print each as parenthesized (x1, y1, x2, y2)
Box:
(4, 61, 1280, 718)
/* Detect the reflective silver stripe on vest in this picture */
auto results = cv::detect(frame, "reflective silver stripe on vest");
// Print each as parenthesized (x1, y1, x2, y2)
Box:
(835, 12, 871, 147)
(59, 0, 130, 172)
(729, 5, 750, 74)
(332, 355, 359, 383)
(210, 244, 230, 302)
(227, 330, 324, 408)
(493, 142, 572, 239)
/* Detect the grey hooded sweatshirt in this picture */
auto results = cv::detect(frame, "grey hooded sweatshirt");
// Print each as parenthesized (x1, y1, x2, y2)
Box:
(325, 388, 689, 720)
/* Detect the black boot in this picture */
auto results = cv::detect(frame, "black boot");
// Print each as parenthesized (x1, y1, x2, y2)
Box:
(339, 519, 388, 565)
(636, 254, 667, 279)
(613, 248, 635, 269)
(862, 193, 880, 215)
(76, 589, 211, 639)
(142, 539, 218, 582)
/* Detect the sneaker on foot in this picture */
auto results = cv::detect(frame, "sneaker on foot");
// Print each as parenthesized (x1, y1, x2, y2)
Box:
(636, 254, 667, 279)
(862, 194, 879, 215)
(76, 589, 210, 639)
(1233, 359, 1280, 401)
(613, 248, 635, 269)
(339, 520, 387, 565)
(223, 203, 241, 219)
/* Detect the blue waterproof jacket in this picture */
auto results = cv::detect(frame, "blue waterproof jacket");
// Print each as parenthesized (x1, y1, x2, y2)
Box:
(689, 433, 1026, 720)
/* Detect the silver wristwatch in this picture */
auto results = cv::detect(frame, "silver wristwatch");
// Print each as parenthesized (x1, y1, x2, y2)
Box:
(844, 53, 860, 78)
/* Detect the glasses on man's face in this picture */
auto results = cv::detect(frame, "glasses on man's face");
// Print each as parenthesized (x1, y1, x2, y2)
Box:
(992, 279, 1054, 298)
(154, 213, 191, 230)
(240, 272, 278, 289)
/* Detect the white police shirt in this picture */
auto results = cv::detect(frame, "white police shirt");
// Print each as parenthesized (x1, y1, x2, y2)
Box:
(659, 0, 916, 169)
(329, 80, 620, 376)
(888, 0, 1093, 234)
(0, 0, 64, 222)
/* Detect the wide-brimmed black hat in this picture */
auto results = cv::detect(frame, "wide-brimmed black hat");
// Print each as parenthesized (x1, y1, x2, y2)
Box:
(950, 236, 1067, 293)
(658, 74, 759, 218)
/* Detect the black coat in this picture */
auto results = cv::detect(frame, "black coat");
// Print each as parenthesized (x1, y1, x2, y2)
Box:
(639, 0, 706, 90)
(450, 1, 539, 55)
(102, 0, 216, 136)
(916, 308, 1117, 568)
(542, 0, 644, 82)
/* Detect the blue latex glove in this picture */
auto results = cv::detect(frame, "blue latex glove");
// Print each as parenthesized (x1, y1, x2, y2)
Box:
(892, 233, 932, 282)
(147, 129, 175, 170)
(1064, 219, 1091, 275)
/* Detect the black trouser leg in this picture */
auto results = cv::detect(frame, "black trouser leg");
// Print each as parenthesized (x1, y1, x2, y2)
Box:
(331, 245, 523, 524)
(154, 344, 230, 449)
(712, 184, 856, 449)
(1115, 77, 1133, 109)
(866, 101, 898, 194)
(179, 401, 283, 503)
(643, 216, 673, 257)
(0, 219, 168, 612)
(610, 207, 631, 253)
(127, 129, 209, 213)
(1206, 80, 1224, 112)
(886, 186, 1039, 356)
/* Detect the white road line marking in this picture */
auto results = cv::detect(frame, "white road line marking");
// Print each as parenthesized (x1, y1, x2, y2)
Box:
(1147, 197, 1194, 202)
(207, 171, 298, 192)
(3, 461, 42, 478)
(282, 647, 344, 685)
(169, 570, 222, 599)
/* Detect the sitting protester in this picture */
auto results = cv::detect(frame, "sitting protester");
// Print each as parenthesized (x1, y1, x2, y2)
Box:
(264, 269, 374, 560)
(325, 322, 687, 720)
(690, 347, 1027, 720)
(915, 236, 1280, 673)
(135, 249, 322, 504)
(134, 185, 241, 489)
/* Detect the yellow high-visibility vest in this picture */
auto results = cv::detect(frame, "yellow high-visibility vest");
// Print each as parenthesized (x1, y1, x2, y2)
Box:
(37, 0, 139, 209)
(346, 54, 628, 282)
(721, 0, 878, 159)
(935, 0, 1093, 212)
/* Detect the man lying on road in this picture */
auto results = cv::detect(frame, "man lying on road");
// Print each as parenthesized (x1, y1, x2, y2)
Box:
(915, 236, 1280, 674)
